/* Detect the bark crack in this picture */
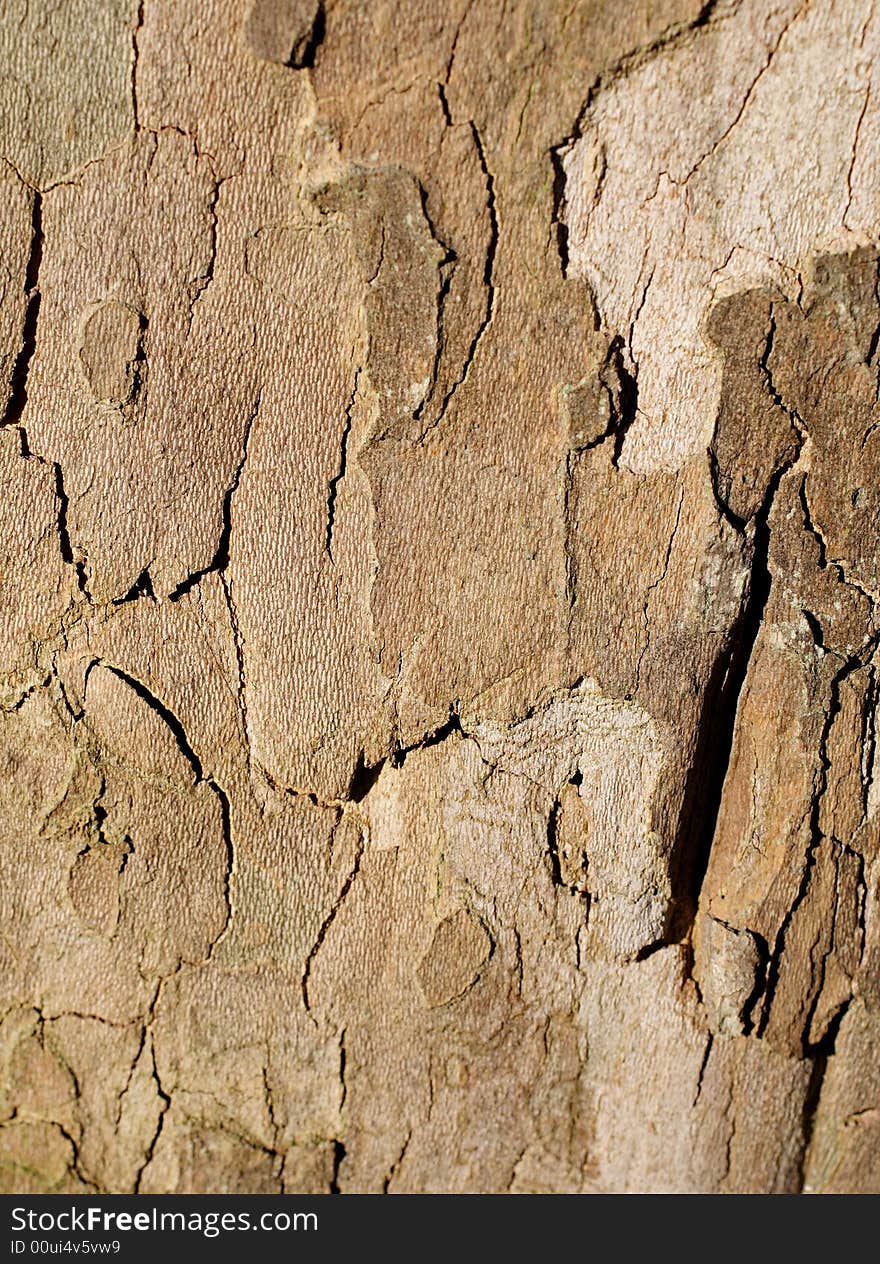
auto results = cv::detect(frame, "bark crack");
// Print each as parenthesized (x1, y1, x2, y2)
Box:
(131, 977, 172, 1194)
(94, 662, 235, 958)
(186, 172, 227, 332)
(131, 0, 145, 131)
(680, 3, 807, 185)
(757, 646, 875, 1045)
(132, 1037, 170, 1193)
(693, 1031, 713, 1106)
(3, 189, 94, 592)
(329, 1139, 345, 1193)
(326, 370, 358, 561)
(797, 1050, 830, 1192)
(417, 122, 496, 441)
(688, 369, 807, 931)
(2, 189, 41, 432)
(170, 388, 260, 601)
(548, 0, 736, 273)
(382, 1129, 411, 1193)
(301, 825, 364, 1016)
(223, 570, 252, 777)
(288, 1, 325, 70)
(845, 77, 872, 228)
(546, 771, 591, 913)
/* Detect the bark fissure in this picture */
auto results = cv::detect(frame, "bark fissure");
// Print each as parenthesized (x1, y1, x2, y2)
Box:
(329, 1139, 345, 1194)
(95, 662, 235, 955)
(132, 1040, 170, 1194)
(169, 389, 260, 602)
(101, 664, 203, 778)
(301, 828, 364, 1016)
(549, 0, 735, 273)
(289, 1, 326, 70)
(187, 173, 226, 331)
(131, 0, 145, 130)
(546, 772, 589, 910)
(680, 3, 807, 185)
(222, 570, 251, 772)
(418, 122, 496, 441)
(757, 646, 874, 1043)
(382, 1129, 411, 1192)
(688, 443, 805, 929)
(325, 371, 358, 561)
(3, 189, 42, 431)
(693, 1031, 713, 1105)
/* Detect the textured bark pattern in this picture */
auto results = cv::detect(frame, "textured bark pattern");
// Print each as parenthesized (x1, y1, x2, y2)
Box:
(1, 0, 879, 1194)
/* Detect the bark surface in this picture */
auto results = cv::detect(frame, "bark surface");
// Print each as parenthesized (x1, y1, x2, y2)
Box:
(1, 0, 879, 1194)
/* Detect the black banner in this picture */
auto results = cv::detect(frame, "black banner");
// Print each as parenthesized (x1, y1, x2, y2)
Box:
(2, 1192, 876, 1259)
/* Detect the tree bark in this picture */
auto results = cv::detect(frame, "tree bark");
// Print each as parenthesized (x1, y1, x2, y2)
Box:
(1, 0, 878, 1194)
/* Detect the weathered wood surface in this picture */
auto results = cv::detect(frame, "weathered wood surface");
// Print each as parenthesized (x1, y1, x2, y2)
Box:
(1, 0, 879, 1193)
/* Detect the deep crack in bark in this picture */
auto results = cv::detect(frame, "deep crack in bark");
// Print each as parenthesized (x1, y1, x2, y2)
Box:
(301, 826, 364, 1015)
(326, 371, 358, 561)
(2, 189, 42, 431)
(418, 122, 496, 441)
(677, 430, 805, 940)
(169, 389, 260, 601)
